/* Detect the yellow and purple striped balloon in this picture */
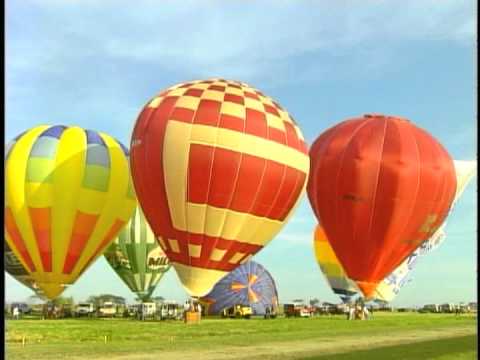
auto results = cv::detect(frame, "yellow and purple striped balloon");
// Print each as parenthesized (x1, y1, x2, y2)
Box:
(5, 125, 136, 299)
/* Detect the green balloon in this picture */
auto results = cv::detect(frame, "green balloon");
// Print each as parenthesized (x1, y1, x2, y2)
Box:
(104, 207, 171, 301)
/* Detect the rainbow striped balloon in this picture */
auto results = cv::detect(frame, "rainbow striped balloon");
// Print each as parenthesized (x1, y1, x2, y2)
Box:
(5, 125, 136, 299)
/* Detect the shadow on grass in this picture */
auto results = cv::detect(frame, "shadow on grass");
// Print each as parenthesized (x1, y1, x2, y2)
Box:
(303, 335, 477, 360)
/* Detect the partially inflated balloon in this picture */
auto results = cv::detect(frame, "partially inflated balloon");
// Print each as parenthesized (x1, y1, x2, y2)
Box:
(200, 261, 278, 315)
(130, 79, 309, 296)
(307, 115, 457, 298)
(5, 125, 136, 299)
(104, 207, 171, 302)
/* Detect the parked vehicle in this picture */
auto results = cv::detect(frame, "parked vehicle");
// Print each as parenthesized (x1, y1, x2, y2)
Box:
(333, 304, 349, 315)
(284, 302, 312, 318)
(468, 302, 477, 312)
(137, 302, 156, 319)
(116, 303, 127, 317)
(439, 303, 455, 313)
(127, 304, 139, 317)
(276, 304, 285, 317)
(316, 303, 333, 315)
(376, 304, 394, 312)
(419, 304, 440, 313)
(97, 302, 117, 317)
(455, 303, 470, 313)
(159, 301, 182, 320)
(222, 304, 253, 319)
(298, 307, 313, 317)
(30, 303, 46, 316)
(75, 303, 95, 317)
(60, 304, 74, 318)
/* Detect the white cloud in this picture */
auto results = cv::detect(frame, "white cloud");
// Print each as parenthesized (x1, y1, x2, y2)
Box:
(6, 0, 475, 85)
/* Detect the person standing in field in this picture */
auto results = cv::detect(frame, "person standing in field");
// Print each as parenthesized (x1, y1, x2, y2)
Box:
(363, 305, 370, 320)
(12, 306, 19, 320)
(348, 304, 355, 320)
(183, 300, 190, 320)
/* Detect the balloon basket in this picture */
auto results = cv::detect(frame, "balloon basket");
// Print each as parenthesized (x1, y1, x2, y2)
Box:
(184, 311, 201, 324)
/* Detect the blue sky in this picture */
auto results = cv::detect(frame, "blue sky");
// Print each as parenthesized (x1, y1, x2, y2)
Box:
(5, 0, 476, 306)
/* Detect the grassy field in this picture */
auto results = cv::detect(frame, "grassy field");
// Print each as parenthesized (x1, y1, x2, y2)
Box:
(5, 313, 477, 360)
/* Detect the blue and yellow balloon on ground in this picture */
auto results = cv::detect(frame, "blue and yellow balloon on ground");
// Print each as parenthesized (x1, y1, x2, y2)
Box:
(4, 125, 136, 299)
(200, 261, 279, 315)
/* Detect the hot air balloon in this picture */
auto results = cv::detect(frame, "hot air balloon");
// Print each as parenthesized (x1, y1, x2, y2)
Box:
(130, 79, 309, 297)
(5, 125, 136, 299)
(4, 240, 44, 295)
(307, 114, 457, 299)
(104, 207, 171, 302)
(313, 224, 443, 303)
(313, 159, 476, 302)
(200, 261, 278, 316)
(4, 148, 48, 300)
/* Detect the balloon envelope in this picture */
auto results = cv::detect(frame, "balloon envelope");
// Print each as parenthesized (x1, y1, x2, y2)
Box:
(307, 115, 457, 298)
(130, 79, 309, 296)
(313, 159, 476, 302)
(104, 207, 171, 301)
(5, 125, 136, 299)
(200, 261, 279, 315)
(4, 240, 49, 296)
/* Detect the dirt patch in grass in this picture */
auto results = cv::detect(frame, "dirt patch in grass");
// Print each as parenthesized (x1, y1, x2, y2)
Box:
(304, 335, 477, 360)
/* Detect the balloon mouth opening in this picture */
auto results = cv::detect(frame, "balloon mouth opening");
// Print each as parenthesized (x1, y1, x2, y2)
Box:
(36, 283, 69, 299)
(355, 281, 379, 299)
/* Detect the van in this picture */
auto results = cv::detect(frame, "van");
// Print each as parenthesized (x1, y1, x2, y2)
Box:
(439, 303, 455, 313)
(139, 302, 156, 318)
(75, 303, 95, 317)
(98, 302, 117, 317)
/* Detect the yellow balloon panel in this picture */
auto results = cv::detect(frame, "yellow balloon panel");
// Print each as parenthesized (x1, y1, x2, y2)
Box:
(5, 125, 136, 299)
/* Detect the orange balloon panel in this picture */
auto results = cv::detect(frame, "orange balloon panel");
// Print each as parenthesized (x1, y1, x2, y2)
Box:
(130, 79, 309, 296)
(307, 114, 457, 298)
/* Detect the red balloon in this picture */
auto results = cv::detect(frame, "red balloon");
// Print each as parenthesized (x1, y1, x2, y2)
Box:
(130, 79, 309, 296)
(307, 114, 457, 298)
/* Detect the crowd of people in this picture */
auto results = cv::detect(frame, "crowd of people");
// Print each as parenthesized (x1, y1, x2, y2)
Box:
(347, 301, 371, 320)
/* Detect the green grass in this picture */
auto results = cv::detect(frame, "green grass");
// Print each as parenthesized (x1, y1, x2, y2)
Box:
(5, 313, 477, 360)
(305, 335, 477, 360)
